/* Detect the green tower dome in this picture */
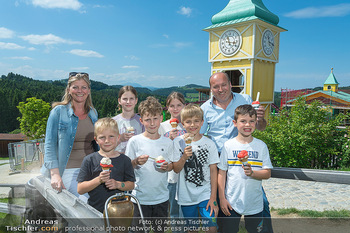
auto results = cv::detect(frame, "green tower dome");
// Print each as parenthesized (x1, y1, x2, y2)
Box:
(324, 68, 339, 85)
(211, 0, 279, 26)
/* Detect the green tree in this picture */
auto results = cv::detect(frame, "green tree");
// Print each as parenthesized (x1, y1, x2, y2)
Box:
(17, 97, 51, 139)
(254, 98, 348, 169)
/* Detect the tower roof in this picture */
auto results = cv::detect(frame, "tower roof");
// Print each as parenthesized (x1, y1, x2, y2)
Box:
(324, 68, 339, 85)
(206, 0, 280, 30)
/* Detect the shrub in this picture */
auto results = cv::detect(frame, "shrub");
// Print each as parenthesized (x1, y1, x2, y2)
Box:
(17, 97, 51, 140)
(254, 98, 349, 169)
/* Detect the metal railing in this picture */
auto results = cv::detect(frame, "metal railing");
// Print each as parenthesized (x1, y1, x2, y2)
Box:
(7, 139, 44, 172)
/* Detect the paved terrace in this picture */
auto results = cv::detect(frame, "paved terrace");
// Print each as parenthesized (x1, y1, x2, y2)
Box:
(1, 160, 350, 211)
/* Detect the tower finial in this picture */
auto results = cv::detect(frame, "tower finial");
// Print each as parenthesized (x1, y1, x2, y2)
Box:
(331, 67, 333, 73)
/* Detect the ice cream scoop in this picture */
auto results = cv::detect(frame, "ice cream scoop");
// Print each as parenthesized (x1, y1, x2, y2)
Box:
(127, 126, 135, 134)
(155, 156, 166, 168)
(237, 150, 249, 166)
(252, 101, 260, 110)
(185, 136, 193, 146)
(100, 157, 113, 171)
(170, 118, 179, 128)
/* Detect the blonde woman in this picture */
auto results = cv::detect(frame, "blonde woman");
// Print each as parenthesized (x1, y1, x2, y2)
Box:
(41, 72, 98, 202)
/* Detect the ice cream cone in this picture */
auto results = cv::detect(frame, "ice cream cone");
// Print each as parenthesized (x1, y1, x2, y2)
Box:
(101, 167, 110, 172)
(100, 157, 113, 171)
(127, 127, 135, 134)
(241, 157, 248, 165)
(252, 101, 260, 110)
(185, 137, 193, 146)
(237, 150, 249, 166)
(155, 156, 165, 169)
(170, 118, 179, 129)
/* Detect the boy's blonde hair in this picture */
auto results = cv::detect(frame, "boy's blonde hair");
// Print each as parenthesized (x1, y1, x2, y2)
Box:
(94, 117, 119, 136)
(138, 96, 163, 117)
(234, 104, 257, 121)
(181, 103, 203, 121)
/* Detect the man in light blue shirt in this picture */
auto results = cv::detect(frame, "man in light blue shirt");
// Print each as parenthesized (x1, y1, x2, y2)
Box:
(200, 72, 272, 233)
(200, 72, 267, 153)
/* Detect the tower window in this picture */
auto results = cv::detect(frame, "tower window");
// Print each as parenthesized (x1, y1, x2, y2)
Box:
(224, 70, 244, 93)
(327, 85, 331, 90)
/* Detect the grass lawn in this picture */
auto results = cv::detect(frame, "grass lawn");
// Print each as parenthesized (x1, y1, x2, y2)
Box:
(0, 197, 26, 233)
(272, 207, 350, 218)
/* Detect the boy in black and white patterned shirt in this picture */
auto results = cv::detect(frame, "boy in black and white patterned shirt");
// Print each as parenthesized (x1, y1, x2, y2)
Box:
(172, 104, 219, 232)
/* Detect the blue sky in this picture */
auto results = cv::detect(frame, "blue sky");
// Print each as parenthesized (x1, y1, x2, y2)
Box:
(0, 0, 349, 91)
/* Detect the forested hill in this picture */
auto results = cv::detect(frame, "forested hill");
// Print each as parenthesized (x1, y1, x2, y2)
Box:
(0, 73, 208, 133)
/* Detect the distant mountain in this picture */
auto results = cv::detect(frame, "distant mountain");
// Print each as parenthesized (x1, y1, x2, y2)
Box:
(152, 84, 208, 97)
(0, 72, 208, 132)
(120, 82, 159, 91)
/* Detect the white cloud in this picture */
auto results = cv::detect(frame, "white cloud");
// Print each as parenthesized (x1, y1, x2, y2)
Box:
(93, 4, 113, 9)
(163, 34, 169, 39)
(70, 67, 89, 71)
(94, 71, 176, 87)
(31, 0, 83, 10)
(177, 6, 192, 17)
(0, 27, 15, 38)
(184, 75, 194, 80)
(149, 75, 176, 81)
(28, 47, 36, 51)
(174, 42, 192, 49)
(285, 3, 350, 18)
(149, 43, 169, 48)
(0, 64, 67, 81)
(9, 56, 33, 60)
(150, 42, 191, 49)
(94, 71, 145, 85)
(0, 42, 25, 49)
(125, 55, 140, 60)
(20, 34, 82, 45)
(122, 66, 139, 69)
(69, 49, 104, 58)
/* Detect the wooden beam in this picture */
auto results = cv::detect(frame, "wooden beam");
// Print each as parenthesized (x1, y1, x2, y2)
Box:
(271, 167, 350, 185)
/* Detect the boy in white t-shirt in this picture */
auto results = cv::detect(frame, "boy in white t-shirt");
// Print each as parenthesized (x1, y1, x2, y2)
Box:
(125, 96, 173, 233)
(172, 104, 219, 233)
(218, 104, 273, 233)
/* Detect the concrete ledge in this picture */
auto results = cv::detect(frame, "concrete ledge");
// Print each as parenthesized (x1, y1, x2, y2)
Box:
(30, 176, 104, 233)
(271, 167, 350, 185)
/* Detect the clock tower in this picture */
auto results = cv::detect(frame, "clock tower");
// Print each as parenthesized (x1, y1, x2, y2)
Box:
(203, 0, 286, 115)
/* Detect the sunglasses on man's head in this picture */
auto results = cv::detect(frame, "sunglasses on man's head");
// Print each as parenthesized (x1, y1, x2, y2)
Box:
(69, 72, 89, 78)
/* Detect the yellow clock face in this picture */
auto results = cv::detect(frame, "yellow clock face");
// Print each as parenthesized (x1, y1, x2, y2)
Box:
(219, 29, 242, 57)
(262, 29, 274, 57)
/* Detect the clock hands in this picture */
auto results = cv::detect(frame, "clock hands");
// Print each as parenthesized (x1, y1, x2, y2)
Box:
(225, 36, 238, 47)
(220, 29, 241, 55)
